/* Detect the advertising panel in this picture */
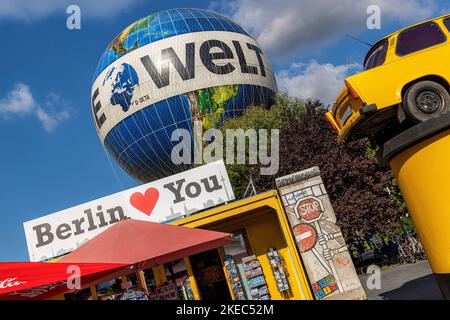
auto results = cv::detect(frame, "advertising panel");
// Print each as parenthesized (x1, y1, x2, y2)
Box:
(24, 160, 234, 262)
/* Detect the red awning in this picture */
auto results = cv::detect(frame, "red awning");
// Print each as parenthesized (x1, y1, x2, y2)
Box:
(0, 262, 127, 300)
(59, 219, 235, 267)
(0, 219, 234, 300)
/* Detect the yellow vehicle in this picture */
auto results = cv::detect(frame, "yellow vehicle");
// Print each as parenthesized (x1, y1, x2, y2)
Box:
(325, 14, 450, 144)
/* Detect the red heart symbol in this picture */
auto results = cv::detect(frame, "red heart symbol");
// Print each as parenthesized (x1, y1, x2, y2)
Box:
(130, 187, 159, 216)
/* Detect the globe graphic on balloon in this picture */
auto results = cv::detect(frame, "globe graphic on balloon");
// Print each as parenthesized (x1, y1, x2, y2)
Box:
(91, 8, 277, 182)
(103, 63, 139, 112)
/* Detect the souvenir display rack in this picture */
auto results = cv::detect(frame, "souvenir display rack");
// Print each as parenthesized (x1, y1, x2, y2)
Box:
(149, 281, 180, 300)
(224, 255, 246, 300)
(267, 247, 290, 293)
(242, 255, 270, 300)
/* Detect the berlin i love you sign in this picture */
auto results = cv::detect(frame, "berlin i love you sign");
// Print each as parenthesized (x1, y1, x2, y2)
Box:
(23, 160, 234, 262)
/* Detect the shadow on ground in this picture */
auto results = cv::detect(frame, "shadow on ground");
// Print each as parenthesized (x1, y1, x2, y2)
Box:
(359, 261, 443, 300)
(379, 274, 442, 300)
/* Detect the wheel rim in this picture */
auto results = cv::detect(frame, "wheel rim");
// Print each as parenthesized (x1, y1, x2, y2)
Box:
(415, 89, 444, 114)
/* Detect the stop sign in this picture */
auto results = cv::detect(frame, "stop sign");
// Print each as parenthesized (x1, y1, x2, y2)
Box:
(295, 196, 324, 222)
(293, 224, 317, 252)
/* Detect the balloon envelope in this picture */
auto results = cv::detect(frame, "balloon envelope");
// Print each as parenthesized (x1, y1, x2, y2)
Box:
(91, 8, 277, 182)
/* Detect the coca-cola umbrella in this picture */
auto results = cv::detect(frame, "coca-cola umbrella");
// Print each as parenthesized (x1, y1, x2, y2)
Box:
(0, 262, 128, 300)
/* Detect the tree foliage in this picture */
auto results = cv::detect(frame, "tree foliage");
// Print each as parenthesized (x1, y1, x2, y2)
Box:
(219, 104, 282, 196)
(221, 94, 403, 238)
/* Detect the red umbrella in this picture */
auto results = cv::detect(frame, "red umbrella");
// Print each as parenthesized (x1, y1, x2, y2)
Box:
(59, 219, 234, 268)
(1, 219, 234, 300)
(0, 262, 127, 300)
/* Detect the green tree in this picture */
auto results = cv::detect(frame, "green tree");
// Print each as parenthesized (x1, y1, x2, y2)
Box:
(220, 94, 403, 238)
(220, 104, 282, 197)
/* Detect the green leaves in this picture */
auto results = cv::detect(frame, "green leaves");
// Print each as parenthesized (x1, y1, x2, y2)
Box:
(220, 93, 404, 238)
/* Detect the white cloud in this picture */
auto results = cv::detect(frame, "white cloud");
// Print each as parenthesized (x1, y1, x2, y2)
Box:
(0, 0, 139, 21)
(36, 107, 70, 133)
(276, 61, 362, 105)
(0, 83, 36, 114)
(0, 83, 71, 132)
(214, 0, 439, 59)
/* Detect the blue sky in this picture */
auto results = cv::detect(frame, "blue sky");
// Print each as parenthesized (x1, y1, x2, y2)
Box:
(0, 0, 447, 261)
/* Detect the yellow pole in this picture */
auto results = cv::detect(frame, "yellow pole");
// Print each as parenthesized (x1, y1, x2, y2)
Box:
(152, 265, 167, 286)
(218, 247, 236, 300)
(184, 257, 201, 300)
(90, 285, 98, 300)
(136, 270, 149, 295)
(377, 112, 450, 299)
(387, 129, 450, 298)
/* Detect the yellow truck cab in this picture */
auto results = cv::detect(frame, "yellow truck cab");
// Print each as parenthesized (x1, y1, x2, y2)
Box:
(326, 14, 450, 144)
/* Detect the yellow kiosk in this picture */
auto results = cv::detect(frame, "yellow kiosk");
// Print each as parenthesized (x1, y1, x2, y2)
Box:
(79, 191, 314, 301)
(170, 191, 314, 300)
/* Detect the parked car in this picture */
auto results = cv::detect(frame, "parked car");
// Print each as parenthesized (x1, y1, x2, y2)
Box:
(325, 14, 450, 144)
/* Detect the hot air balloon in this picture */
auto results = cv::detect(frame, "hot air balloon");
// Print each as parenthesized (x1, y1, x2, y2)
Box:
(91, 8, 277, 182)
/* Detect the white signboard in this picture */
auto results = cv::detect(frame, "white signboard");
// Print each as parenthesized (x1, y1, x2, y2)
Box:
(24, 160, 234, 262)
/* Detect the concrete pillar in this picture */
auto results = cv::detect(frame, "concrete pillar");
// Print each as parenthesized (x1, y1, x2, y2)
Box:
(276, 167, 366, 300)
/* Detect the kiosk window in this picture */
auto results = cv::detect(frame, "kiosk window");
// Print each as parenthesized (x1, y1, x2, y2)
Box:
(396, 22, 446, 56)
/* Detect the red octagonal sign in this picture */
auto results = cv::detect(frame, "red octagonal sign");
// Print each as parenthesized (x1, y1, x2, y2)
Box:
(295, 196, 324, 222)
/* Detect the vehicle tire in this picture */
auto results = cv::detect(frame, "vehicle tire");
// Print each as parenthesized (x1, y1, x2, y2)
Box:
(403, 81, 450, 123)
